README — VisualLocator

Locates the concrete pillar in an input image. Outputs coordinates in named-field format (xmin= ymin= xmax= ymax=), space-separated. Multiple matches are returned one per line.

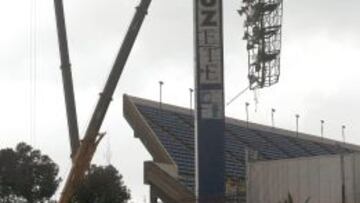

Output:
xmin=150 ymin=186 xmax=158 ymax=203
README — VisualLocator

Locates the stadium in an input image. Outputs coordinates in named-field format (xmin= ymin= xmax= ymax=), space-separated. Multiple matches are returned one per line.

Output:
xmin=2 ymin=0 xmax=359 ymax=202
xmin=123 ymin=94 xmax=360 ymax=202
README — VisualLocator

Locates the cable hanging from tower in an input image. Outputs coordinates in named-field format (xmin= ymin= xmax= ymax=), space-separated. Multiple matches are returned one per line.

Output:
xmin=226 ymin=85 xmax=250 ymax=106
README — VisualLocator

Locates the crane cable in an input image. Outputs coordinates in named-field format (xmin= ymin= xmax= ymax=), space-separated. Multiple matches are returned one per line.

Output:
xmin=105 ymin=134 xmax=112 ymax=165
xmin=226 ymin=85 xmax=260 ymax=113
xmin=226 ymin=85 xmax=250 ymax=106
xmin=29 ymin=0 xmax=38 ymax=147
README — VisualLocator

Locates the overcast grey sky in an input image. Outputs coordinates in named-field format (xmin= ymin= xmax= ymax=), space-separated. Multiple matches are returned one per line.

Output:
xmin=1 ymin=0 xmax=360 ymax=202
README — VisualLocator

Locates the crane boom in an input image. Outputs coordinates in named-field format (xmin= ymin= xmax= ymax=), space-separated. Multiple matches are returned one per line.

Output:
xmin=54 ymin=0 xmax=80 ymax=157
xmin=58 ymin=0 xmax=152 ymax=202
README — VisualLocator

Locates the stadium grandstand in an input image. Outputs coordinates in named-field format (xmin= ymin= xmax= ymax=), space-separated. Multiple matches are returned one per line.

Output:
xmin=123 ymin=94 xmax=360 ymax=203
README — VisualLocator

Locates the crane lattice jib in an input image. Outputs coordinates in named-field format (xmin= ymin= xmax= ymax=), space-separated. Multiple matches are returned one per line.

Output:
xmin=239 ymin=0 xmax=283 ymax=90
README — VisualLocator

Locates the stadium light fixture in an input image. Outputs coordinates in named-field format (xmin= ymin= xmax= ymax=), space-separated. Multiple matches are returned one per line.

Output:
xmin=238 ymin=0 xmax=283 ymax=90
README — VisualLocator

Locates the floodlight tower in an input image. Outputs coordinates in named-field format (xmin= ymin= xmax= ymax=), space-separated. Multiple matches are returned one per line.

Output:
xmin=194 ymin=0 xmax=283 ymax=201
xmin=238 ymin=0 xmax=283 ymax=89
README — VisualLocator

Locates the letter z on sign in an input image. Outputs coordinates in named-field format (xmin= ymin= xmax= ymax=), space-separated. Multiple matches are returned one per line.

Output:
xmin=197 ymin=0 xmax=222 ymax=85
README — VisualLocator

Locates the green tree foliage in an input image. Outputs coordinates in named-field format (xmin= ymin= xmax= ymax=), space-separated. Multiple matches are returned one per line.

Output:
xmin=279 ymin=193 xmax=310 ymax=203
xmin=0 ymin=142 xmax=61 ymax=203
xmin=281 ymin=194 xmax=293 ymax=203
xmin=72 ymin=165 xmax=130 ymax=203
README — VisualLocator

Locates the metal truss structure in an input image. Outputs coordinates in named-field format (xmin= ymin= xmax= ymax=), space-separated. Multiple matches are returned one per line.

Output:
xmin=238 ymin=0 xmax=283 ymax=90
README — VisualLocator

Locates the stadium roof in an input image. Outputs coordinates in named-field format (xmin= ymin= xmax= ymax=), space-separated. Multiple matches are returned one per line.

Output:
xmin=123 ymin=94 xmax=359 ymax=202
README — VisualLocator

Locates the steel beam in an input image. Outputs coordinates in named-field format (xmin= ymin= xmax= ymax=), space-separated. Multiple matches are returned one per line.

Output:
xmin=54 ymin=0 xmax=80 ymax=157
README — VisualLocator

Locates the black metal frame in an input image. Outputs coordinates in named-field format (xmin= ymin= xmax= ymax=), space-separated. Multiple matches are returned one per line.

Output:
xmin=239 ymin=0 xmax=283 ymax=89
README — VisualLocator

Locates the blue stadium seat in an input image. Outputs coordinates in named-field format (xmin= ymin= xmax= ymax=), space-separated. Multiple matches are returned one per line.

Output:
xmin=135 ymin=103 xmax=355 ymax=194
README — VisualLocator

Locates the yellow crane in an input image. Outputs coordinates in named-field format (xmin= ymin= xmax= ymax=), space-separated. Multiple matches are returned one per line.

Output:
xmin=53 ymin=0 xmax=152 ymax=202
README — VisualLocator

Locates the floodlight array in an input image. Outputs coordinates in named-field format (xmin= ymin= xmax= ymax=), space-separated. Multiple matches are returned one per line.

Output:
xmin=238 ymin=0 xmax=283 ymax=89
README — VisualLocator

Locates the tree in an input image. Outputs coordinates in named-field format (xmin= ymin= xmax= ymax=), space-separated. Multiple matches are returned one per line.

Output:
xmin=278 ymin=194 xmax=310 ymax=203
xmin=72 ymin=165 xmax=131 ymax=203
xmin=0 ymin=142 xmax=61 ymax=203
xmin=0 ymin=148 xmax=19 ymax=202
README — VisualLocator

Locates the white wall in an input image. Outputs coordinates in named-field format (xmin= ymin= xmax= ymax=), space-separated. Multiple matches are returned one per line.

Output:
xmin=247 ymin=153 xmax=360 ymax=203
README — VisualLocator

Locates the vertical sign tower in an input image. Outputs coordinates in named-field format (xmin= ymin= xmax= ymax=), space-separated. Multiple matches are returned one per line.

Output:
xmin=194 ymin=0 xmax=225 ymax=202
